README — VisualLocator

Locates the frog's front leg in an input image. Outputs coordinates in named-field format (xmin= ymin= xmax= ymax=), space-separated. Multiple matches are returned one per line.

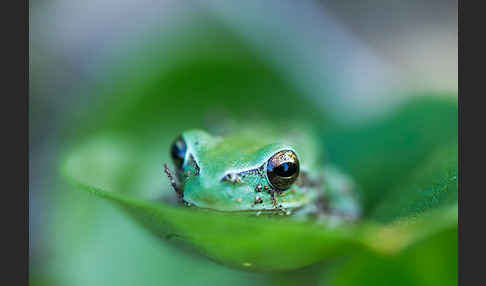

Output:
xmin=163 ymin=163 xmax=183 ymax=199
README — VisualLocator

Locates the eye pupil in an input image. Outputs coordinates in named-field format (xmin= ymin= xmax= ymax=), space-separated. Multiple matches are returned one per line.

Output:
xmin=275 ymin=162 xmax=298 ymax=177
xmin=170 ymin=136 xmax=187 ymax=168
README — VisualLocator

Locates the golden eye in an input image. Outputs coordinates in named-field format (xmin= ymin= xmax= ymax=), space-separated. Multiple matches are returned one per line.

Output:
xmin=170 ymin=136 xmax=187 ymax=169
xmin=266 ymin=150 xmax=299 ymax=190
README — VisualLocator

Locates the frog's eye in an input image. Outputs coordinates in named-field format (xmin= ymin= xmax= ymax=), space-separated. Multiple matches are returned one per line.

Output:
xmin=170 ymin=136 xmax=187 ymax=169
xmin=266 ymin=150 xmax=300 ymax=190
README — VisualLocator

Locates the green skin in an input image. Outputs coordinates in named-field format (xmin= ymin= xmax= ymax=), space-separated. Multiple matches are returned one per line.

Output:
xmin=166 ymin=128 xmax=360 ymax=221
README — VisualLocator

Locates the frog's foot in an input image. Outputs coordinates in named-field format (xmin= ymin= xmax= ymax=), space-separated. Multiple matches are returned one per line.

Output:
xmin=163 ymin=163 xmax=184 ymax=200
xmin=268 ymin=190 xmax=291 ymax=215
xmin=269 ymin=190 xmax=280 ymax=208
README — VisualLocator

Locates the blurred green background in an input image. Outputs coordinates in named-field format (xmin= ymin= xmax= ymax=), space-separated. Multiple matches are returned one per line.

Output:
xmin=30 ymin=1 xmax=457 ymax=285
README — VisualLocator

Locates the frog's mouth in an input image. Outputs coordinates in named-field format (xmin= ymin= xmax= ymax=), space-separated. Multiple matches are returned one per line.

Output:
xmin=182 ymin=203 xmax=303 ymax=216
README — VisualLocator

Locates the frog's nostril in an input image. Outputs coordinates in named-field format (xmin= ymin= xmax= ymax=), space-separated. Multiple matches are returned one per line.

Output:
xmin=221 ymin=173 xmax=243 ymax=184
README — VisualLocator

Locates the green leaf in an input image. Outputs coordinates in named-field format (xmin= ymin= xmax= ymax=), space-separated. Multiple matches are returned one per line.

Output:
xmin=324 ymin=95 xmax=457 ymax=213
xmin=63 ymin=176 xmax=456 ymax=272
xmin=65 ymin=183 xmax=362 ymax=271
xmin=62 ymin=136 xmax=457 ymax=271
xmin=60 ymin=89 xmax=457 ymax=272
xmin=370 ymin=144 xmax=458 ymax=223
xmin=321 ymin=226 xmax=457 ymax=286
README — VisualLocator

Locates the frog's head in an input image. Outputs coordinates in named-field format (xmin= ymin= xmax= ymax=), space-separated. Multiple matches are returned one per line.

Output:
xmin=165 ymin=129 xmax=319 ymax=212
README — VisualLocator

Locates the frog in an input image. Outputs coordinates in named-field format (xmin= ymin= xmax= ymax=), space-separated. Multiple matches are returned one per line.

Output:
xmin=163 ymin=126 xmax=361 ymax=223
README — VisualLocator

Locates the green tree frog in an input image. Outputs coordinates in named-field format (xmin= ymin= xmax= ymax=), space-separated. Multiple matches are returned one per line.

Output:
xmin=164 ymin=126 xmax=360 ymax=222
